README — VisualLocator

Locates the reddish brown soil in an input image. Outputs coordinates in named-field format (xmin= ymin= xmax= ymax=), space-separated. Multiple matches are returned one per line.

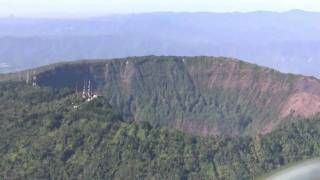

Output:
xmin=261 ymin=77 xmax=320 ymax=135
xmin=281 ymin=77 xmax=320 ymax=118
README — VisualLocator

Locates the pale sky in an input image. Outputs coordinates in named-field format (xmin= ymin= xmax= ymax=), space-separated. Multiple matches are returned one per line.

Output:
xmin=0 ymin=0 xmax=320 ymax=17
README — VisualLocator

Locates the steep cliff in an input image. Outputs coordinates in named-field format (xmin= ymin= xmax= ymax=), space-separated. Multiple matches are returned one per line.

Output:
xmin=17 ymin=56 xmax=320 ymax=136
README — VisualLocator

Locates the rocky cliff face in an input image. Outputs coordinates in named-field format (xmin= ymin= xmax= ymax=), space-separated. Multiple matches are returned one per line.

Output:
xmin=29 ymin=56 xmax=320 ymax=136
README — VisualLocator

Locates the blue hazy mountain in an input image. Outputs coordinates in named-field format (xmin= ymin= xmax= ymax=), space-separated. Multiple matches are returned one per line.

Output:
xmin=1 ymin=10 xmax=320 ymax=76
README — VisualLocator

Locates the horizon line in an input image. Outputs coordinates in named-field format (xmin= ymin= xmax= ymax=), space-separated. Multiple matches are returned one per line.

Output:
xmin=0 ymin=9 xmax=318 ymax=19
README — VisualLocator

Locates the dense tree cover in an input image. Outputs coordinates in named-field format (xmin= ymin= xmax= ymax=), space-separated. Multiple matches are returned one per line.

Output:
xmin=0 ymin=82 xmax=320 ymax=179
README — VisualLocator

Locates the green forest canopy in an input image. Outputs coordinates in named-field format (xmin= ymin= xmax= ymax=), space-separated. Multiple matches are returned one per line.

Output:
xmin=0 ymin=82 xmax=320 ymax=179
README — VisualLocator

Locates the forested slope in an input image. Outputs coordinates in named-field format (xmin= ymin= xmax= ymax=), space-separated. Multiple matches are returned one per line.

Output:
xmin=1 ymin=82 xmax=320 ymax=179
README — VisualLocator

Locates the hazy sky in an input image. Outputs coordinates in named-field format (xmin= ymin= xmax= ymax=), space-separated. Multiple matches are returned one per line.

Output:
xmin=1 ymin=0 xmax=320 ymax=17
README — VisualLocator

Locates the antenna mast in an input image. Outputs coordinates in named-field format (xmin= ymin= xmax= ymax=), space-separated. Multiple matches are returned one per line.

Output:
xmin=87 ymin=80 xmax=91 ymax=98
xmin=82 ymin=80 xmax=86 ymax=98
xmin=32 ymin=71 xmax=37 ymax=87
xmin=26 ymin=71 xmax=30 ymax=84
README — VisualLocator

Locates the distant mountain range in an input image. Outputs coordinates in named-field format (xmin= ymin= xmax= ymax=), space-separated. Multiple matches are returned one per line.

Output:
xmin=1 ymin=10 xmax=320 ymax=77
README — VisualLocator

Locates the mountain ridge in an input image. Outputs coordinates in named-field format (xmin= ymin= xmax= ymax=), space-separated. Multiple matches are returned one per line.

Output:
xmin=4 ymin=56 xmax=320 ymax=136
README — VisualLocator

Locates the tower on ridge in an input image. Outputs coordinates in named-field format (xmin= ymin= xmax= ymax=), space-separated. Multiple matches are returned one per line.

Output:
xmin=82 ymin=80 xmax=87 ymax=99
xmin=32 ymin=71 xmax=37 ymax=87
xmin=26 ymin=71 xmax=30 ymax=84
xmin=87 ymin=80 xmax=91 ymax=98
